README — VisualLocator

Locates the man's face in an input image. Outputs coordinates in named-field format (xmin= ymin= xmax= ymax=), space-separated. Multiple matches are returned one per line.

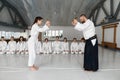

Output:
xmin=80 ymin=16 xmax=85 ymax=23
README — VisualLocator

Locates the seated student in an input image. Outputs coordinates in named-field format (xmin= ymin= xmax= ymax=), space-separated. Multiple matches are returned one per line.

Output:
xmin=0 ymin=36 xmax=7 ymax=54
xmin=70 ymin=38 xmax=79 ymax=54
xmin=52 ymin=36 xmax=62 ymax=54
xmin=61 ymin=37 xmax=69 ymax=54
xmin=16 ymin=36 xmax=25 ymax=54
xmin=7 ymin=36 xmax=17 ymax=54
xmin=78 ymin=38 xmax=85 ymax=54
xmin=42 ymin=38 xmax=52 ymax=54
xmin=36 ymin=39 xmax=42 ymax=54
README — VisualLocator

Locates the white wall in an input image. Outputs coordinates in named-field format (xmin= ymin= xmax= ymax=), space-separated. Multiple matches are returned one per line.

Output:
xmin=116 ymin=22 xmax=120 ymax=48
xmin=0 ymin=25 xmax=24 ymax=32
xmin=95 ymin=26 xmax=102 ymax=44
xmin=95 ymin=22 xmax=120 ymax=48
xmin=104 ymin=28 xmax=114 ymax=42
xmin=41 ymin=26 xmax=83 ymax=40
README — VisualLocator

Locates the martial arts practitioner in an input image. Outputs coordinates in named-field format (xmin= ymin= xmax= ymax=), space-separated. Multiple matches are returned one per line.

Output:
xmin=52 ymin=36 xmax=62 ymax=54
xmin=78 ymin=38 xmax=85 ymax=54
xmin=70 ymin=38 xmax=79 ymax=54
xmin=61 ymin=37 xmax=69 ymax=54
xmin=7 ymin=36 xmax=17 ymax=54
xmin=0 ymin=36 xmax=7 ymax=54
xmin=28 ymin=16 xmax=50 ymax=71
xmin=36 ymin=39 xmax=42 ymax=54
xmin=42 ymin=38 xmax=52 ymax=54
xmin=72 ymin=14 xmax=98 ymax=71
xmin=16 ymin=36 xmax=25 ymax=54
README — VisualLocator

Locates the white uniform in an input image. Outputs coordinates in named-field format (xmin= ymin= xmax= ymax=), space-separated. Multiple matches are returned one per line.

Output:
xmin=7 ymin=41 xmax=17 ymax=54
xmin=52 ymin=41 xmax=61 ymax=54
xmin=61 ymin=42 xmax=69 ymax=54
xmin=36 ymin=41 xmax=42 ymax=54
xmin=0 ymin=41 xmax=7 ymax=54
xmin=17 ymin=41 xmax=25 ymax=54
xmin=28 ymin=23 xmax=49 ymax=66
xmin=70 ymin=42 xmax=79 ymax=54
xmin=42 ymin=42 xmax=52 ymax=54
xmin=74 ymin=19 xmax=95 ymax=40
xmin=78 ymin=42 xmax=85 ymax=54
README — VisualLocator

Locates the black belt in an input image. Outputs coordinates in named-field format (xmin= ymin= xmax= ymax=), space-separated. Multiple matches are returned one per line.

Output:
xmin=86 ymin=35 xmax=97 ymax=41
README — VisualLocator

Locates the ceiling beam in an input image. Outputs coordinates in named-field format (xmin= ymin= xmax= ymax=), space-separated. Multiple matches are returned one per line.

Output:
xmin=0 ymin=0 xmax=27 ymax=28
xmin=94 ymin=7 xmax=100 ymax=25
xmin=110 ymin=0 xmax=114 ymax=16
xmin=7 ymin=7 xmax=15 ymax=24
xmin=101 ymin=5 xmax=109 ymax=16
xmin=88 ymin=0 xmax=106 ymax=18
xmin=114 ymin=2 xmax=120 ymax=19
xmin=0 ymin=4 xmax=4 ymax=12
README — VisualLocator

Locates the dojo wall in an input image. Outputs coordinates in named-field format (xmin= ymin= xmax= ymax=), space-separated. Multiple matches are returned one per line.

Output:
xmin=116 ymin=22 xmax=120 ymax=48
xmin=95 ymin=26 xmax=102 ymax=44
xmin=42 ymin=26 xmax=83 ymax=40
xmin=0 ymin=25 xmax=24 ymax=32
xmin=95 ymin=22 xmax=120 ymax=48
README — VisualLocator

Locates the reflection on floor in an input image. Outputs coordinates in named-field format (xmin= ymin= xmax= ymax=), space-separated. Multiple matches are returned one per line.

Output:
xmin=0 ymin=46 xmax=120 ymax=80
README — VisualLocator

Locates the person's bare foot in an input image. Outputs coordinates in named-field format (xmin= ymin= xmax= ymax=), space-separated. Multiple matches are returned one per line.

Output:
xmin=33 ymin=66 xmax=39 ymax=70
xmin=30 ymin=65 xmax=39 ymax=71
xmin=29 ymin=67 xmax=37 ymax=71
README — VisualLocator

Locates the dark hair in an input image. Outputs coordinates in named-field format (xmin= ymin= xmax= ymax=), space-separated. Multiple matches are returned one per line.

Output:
xmin=1 ymin=36 xmax=4 ymax=38
xmin=81 ymin=37 xmax=85 ymax=41
xmin=63 ymin=37 xmax=67 ymax=42
xmin=44 ymin=38 xmax=48 ymax=41
xmin=19 ymin=36 xmax=24 ymax=41
xmin=56 ymin=36 xmax=59 ymax=39
xmin=33 ymin=16 xmax=43 ymax=24
xmin=11 ymin=36 xmax=14 ymax=39
xmin=73 ymin=38 xmax=77 ymax=40
xmin=80 ymin=14 xmax=87 ymax=18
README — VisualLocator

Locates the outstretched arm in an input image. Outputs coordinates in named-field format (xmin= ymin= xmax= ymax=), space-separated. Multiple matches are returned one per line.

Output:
xmin=37 ymin=20 xmax=51 ymax=32
xmin=72 ymin=18 xmax=90 ymax=31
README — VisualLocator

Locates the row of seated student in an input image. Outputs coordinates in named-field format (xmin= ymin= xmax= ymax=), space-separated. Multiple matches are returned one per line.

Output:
xmin=0 ymin=36 xmax=85 ymax=55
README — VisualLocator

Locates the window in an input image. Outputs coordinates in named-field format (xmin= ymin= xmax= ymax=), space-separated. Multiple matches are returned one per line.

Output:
xmin=0 ymin=31 xmax=28 ymax=39
xmin=44 ymin=30 xmax=63 ymax=38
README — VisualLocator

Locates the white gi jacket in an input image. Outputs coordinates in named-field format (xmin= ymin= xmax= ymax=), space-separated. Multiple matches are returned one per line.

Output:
xmin=70 ymin=42 xmax=79 ymax=52
xmin=52 ymin=41 xmax=62 ymax=53
xmin=28 ymin=23 xmax=49 ymax=66
xmin=0 ymin=41 xmax=7 ymax=54
xmin=7 ymin=41 xmax=17 ymax=53
xmin=17 ymin=41 xmax=25 ymax=51
xmin=42 ymin=42 xmax=52 ymax=53
xmin=61 ymin=42 xmax=69 ymax=52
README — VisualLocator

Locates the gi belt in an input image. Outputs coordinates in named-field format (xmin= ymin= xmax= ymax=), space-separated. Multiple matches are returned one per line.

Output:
xmin=86 ymin=35 xmax=97 ymax=41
